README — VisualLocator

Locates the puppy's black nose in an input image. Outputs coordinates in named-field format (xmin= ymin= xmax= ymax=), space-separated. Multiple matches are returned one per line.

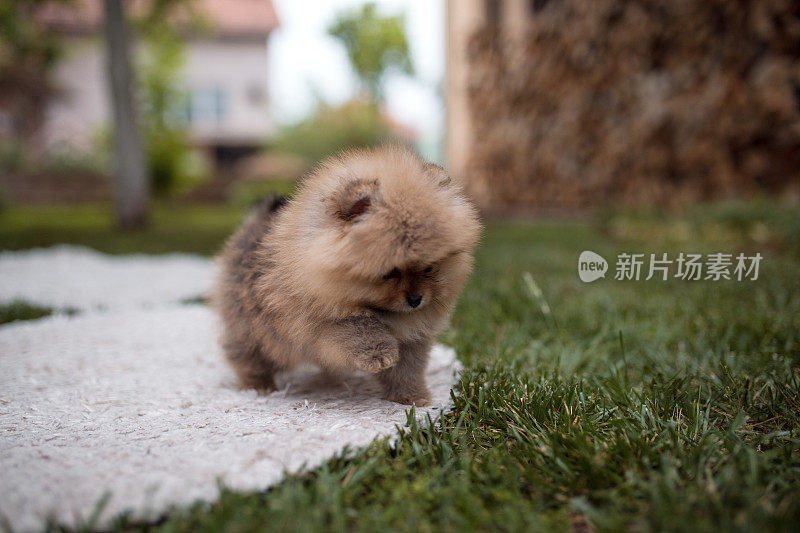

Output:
xmin=406 ymin=294 xmax=422 ymax=308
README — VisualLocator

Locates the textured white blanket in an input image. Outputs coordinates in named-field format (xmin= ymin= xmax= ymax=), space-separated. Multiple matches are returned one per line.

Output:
xmin=0 ymin=245 xmax=213 ymax=311
xmin=0 ymin=248 xmax=461 ymax=531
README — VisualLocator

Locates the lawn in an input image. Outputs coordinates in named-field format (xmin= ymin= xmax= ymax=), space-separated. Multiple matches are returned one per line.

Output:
xmin=1 ymin=201 xmax=799 ymax=531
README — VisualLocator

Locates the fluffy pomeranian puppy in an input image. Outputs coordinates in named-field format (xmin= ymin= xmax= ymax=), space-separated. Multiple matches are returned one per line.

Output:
xmin=213 ymin=145 xmax=481 ymax=405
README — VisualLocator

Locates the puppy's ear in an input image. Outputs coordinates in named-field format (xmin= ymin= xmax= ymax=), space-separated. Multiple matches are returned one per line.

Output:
xmin=331 ymin=179 xmax=377 ymax=222
xmin=425 ymin=163 xmax=452 ymax=188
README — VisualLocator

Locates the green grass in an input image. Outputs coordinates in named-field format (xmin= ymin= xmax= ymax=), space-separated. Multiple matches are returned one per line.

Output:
xmin=2 ymin=201 xmax=799 ymax=531
xmin=0 ymin=203 xmax=244 ymax=255
xmin=0 ymin=300 xmax=55 ymax=324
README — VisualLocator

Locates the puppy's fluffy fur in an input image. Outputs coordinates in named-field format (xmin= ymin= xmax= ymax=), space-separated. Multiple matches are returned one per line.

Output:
xmin=213 ymin=145 xmax=481 ymax=405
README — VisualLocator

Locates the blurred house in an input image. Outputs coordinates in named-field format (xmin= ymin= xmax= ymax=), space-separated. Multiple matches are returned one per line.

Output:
xmin=445 ymin=0 xmax=800 ymax=209
xmin=36 ymin=0 xmax=279 ymax=168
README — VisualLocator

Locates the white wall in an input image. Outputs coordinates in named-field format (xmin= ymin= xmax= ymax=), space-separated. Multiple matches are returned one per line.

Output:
xmin=43 ymin=35 xmax=273 ymax=152
xmin=182 ymin=39 xmax=274 ymax=144
xmin=45 ymin=37 xmax=110 ymax=152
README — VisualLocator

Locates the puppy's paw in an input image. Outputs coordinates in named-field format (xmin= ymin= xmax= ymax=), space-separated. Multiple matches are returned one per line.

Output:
xmin=354 ymin=342 xmax=399 ymax=373
xmin=239 ymin=382 xmax=276 ymax=396
xmin=238 ymin=376 xmax=277 ymax=396
xmin=385 ymin=390 xmax=432 ymax=407
xmin=254 ymin=385 xmax=277 ymax=396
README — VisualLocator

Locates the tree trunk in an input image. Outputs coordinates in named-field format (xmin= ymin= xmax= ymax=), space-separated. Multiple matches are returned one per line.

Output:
xmin=103 ymin=0 xmax=148 ymax=229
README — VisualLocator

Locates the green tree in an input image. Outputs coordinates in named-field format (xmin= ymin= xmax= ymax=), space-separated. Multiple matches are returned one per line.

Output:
xmin=0 ymin=0 xmax=70 ymax=150
xmin=327 ymin=3 xmax=414 ymax=104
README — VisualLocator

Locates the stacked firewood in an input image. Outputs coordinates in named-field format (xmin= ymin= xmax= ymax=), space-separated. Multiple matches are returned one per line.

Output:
xmin=465 ymin=0 xmax=800 ymax=208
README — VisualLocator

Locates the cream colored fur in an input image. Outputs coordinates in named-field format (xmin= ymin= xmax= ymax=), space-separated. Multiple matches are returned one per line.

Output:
xmin=214 ymin=145 xmax=481 ymax=405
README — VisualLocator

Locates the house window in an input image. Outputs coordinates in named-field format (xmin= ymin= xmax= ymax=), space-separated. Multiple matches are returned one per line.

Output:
xmin=186 ymin=87 xmax=227 ymax=125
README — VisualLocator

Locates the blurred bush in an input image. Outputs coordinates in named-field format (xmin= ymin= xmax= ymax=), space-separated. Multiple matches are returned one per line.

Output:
xmin=0 ymin=141 xmax=27 ymax=173
xmin=233 ymin=151 xmax=308 ymax=182
xmin=0 ymin=138 xmax=110 ymax=176
xmin=271 ymin=99 xmax=399 ymax=164
xmin=228 ymin=178 xmax=297 ymax=208
xmin=0 ymin=0 xmax=66 ymax=148
xmin=40 ymin=146 xmax=111 ymax=175
xmin=139 ymin=27 xmax=210 ymax=196
xmin=144 ymin=127 xmax=208 ymax=196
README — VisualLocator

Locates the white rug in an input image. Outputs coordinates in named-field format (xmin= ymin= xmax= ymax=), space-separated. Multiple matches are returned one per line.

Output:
xmin=0 ymin=307 xmax=460 ymax=531
xmin=0 ymin=247 xmax=462 ymax=531
xmin=0 ymin=245 xmax=214 ymax=311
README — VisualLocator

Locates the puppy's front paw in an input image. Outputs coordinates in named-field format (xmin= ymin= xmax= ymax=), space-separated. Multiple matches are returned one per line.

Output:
xmin=254 ymin=384 xmax=277 ymax=396
xmin=239 ymin=381 xmax=276 ymax=396
xmin=237 ymin=374 xmax=277 ymax=395
xmin=385 ymin=390 xmax=431 ymax=407
xmin=354 ymin=342 xmax=399 ymax=373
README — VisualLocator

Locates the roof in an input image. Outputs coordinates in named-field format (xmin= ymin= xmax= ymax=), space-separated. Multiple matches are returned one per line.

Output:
xmin=37 ymin=0 xmax=280 ymax=38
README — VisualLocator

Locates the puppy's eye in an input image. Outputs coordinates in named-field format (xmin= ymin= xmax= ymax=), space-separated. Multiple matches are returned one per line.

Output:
xmin=423 ymin=265 xmax=434 ymax=274
xmin=382 ymin=268 xmax=401 ymax=280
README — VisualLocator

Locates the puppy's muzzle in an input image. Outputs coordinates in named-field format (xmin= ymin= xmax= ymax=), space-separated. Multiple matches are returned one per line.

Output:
xmin=406 ymin=294 xmax=422 ymax=308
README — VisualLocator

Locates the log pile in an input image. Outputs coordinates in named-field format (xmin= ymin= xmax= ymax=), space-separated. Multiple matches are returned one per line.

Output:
xmin=465 ymin=0 xmax=800 ymax=208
